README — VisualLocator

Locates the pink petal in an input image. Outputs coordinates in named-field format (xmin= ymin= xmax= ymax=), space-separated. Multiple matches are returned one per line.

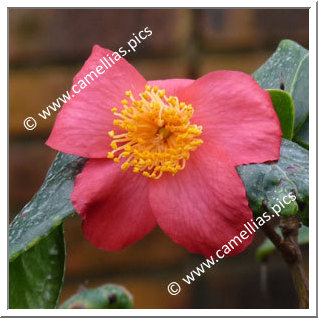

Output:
xmin=149 ymin=141 xmax=254 ymax=258
xmin=179 ymin=71 xmax=282 ymax=166
xmin=71 ymin=159 xmax=156 ymax=251
xmin=46 ymin=45 xmax=147 ymax=158
xmin=148 ymin=79 xmax=194 ymax=96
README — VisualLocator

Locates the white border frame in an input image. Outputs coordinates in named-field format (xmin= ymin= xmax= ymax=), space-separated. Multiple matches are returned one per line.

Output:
xmin=4 ymin=1 xmax=316 ymax=316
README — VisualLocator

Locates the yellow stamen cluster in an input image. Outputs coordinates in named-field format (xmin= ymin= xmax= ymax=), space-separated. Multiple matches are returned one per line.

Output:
xmin=107 ymin=84 xmax=203 ymax=179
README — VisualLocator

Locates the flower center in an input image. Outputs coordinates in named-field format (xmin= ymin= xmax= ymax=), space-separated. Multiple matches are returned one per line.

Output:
xmin=107 ymin=84 xmax=203 ymax=179
xmin=158 ymin=126 xmax=171 ymax=139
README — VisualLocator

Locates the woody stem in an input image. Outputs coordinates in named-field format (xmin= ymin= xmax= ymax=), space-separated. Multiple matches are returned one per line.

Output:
xmin=262 ymin=216 xmax=309 ymax=308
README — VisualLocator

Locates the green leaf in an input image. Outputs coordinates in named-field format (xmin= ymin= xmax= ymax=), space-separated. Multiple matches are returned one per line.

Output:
xmin=290 ymin=54 xmax=309 ymax=132
xmin=237 ymin=139 xmax=308 ymax=219
xmin=9 ymin=152 xmax=87 ymax=261
xmin=9 ymin=225 xmax=66 ymax=309
xmin=293 ymin=116 xmax=309 ymax=149
xmin=277 ymin=138 xmax=309 ymax=204
xmin=299 ymin=204 xmax=309 ymax=227
xmin=59 ymin=284 xmax=134 ymax=309
xmin=267 ymin=89 xmax=294 ymax=139
xmin=256 ymin=225 xmax=309 ymax=262
xmin=253 ymin=39 xmax=308 ymax=135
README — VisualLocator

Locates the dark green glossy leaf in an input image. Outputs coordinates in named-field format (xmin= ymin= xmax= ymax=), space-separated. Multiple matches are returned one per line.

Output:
xmin=59 ymin=284 xmax=134 ymax=309
xmin=9 ymin=225 xmax=66 ymax=309
xmin=237 ymin=162 xmax=298 ymax=217
xmin=290 ymin=55 xmax=309 ymax=132
xmin=9 ymin=152 xmax=87 ymax=261
xmin=256 ymin=225 xmax=308 ymax=262
xmin=267 ymin=89 xmax=294 ymax=139
xmin=253 ymin=39 xmax=308 ymax=135
xmin=253 ymin=39 xmax=308 ymax=92
xmin=299 ymin=204 xmax=309 ymax=227
xmin=277 ymin=138 xmax=309 ymax=204
xmin=237 ymin=139 xmax=308 ymax=220
xmin=294 ymin=116 xmax=309 ymax=149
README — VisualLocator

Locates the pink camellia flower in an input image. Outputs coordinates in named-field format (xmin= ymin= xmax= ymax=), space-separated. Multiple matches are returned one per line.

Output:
xmin=47 ymin=45 xmax=282 ymax=258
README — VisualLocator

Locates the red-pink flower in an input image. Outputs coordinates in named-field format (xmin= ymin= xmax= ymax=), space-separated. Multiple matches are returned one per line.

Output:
xmin=47 ymin=45 xmax=282 ymax=258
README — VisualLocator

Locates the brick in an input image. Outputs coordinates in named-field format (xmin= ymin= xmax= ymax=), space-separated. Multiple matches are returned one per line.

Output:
xmin=137 ymin=9 xmax=192 ymax=57
xmin=197 ymin=51 xmax=273 ymax=76
xmin=9 ymin=9 xmax=192 ymax=64
xmin=255 ymin=9 xmax=309 ymax=47
xmin=9 ymin=140 xmax=56 ymax=219
xmin=9 ymin=65 xmax=78 ymax=136
xmin=199 ymin=9 xmax=308 ymax=52
xmin=199 ymin=9 xmax=262 ymax=52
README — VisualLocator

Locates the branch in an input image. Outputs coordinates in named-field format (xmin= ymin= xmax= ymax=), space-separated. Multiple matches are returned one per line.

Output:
xmin=280 ymin=216 xmax=309 ymax=309
xmin=261 ymin=217 xmax=309 ymax=308
xmin=261 ymin=221 xmax=295 ymax=261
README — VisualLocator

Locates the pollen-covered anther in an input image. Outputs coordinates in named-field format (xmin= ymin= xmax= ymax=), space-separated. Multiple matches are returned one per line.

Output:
xmin=107 ymin=84 xmax=203 ymax=179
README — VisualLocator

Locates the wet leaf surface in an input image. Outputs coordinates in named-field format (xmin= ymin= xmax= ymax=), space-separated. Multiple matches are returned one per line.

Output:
xmin=237 ymin=139 xmax=308 ymax=221
xmin=9 ymin=225 xmax=65 ymax=308
xmin=9 ymin=153 xmax=87 ymax=261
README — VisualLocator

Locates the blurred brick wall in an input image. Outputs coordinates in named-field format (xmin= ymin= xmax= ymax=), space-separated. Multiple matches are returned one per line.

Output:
xmin=9 ymin=9 xmax=309 ymax=309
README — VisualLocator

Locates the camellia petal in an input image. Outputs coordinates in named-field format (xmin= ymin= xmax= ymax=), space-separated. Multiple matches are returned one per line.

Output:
xmin=179 ymin=71 xmax=282 ymax=166
xmin=46 ymin=45 xmax=147 ymax=158
xmin=71 ymin=159 xmax=156 ymax=251
xmin=148 ymin=140 xmax=254 ymax=258
xmin=45 ymin=45 xmax=283 ymax=257
xmin=148 ymin=79 xmax=194 ymax=96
